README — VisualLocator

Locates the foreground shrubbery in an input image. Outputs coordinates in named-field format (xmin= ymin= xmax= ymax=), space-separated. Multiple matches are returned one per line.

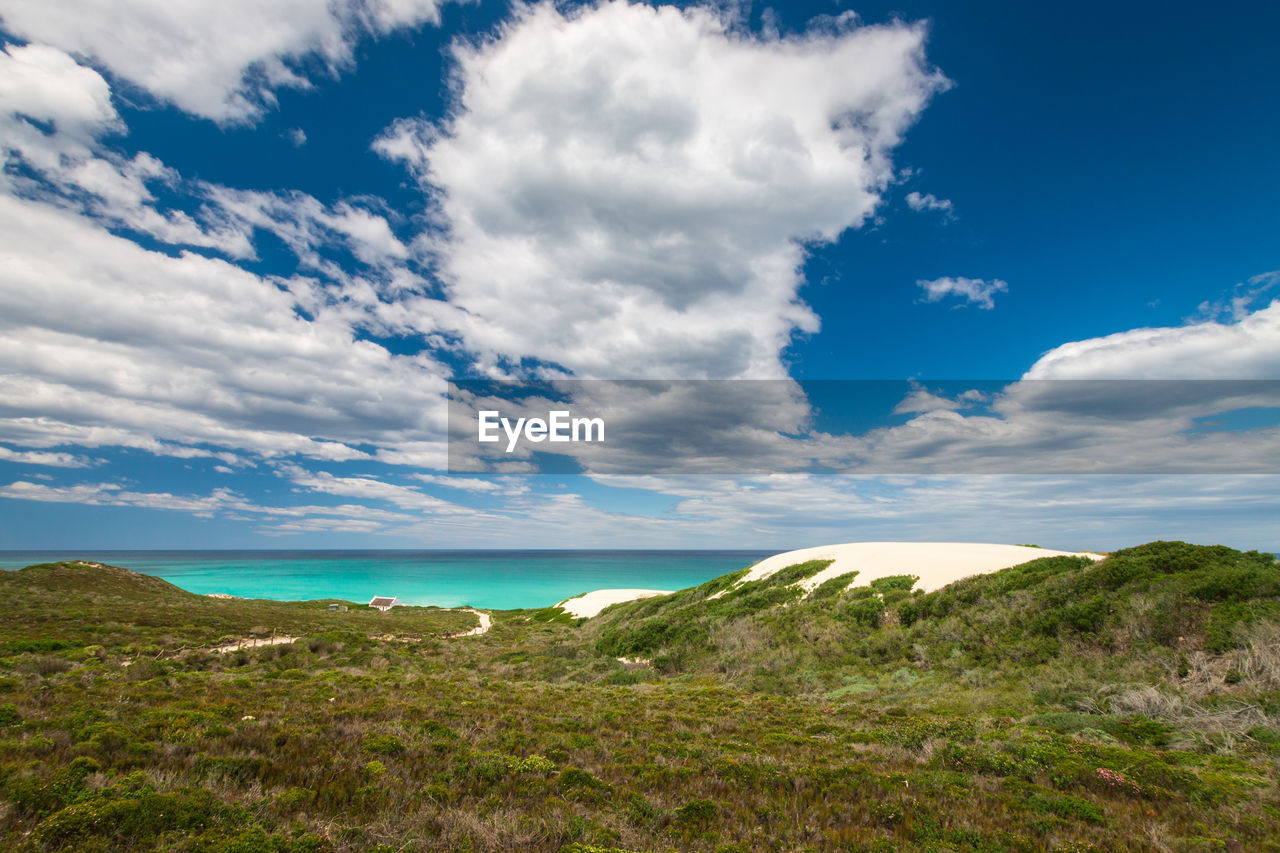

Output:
xmin=1 ymin=544 xmax=1278 ymax=851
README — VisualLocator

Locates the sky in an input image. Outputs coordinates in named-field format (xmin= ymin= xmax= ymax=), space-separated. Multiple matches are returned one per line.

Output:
xmin=0 ymin=0 xmax=1277 ymax=552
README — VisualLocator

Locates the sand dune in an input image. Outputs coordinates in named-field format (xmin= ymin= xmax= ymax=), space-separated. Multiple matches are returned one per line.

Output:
xmin=559 ymin=542 xmax=1102 ymax=619
xmin=557 ymin=588 xmax=673 ymax=619
xmin=734 ymin=541 xmax=1102 ymax=597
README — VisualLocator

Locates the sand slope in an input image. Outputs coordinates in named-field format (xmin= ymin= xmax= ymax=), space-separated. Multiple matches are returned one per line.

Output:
xmin=738 ymin=542 xmax=1102 ymax=597
xmin=556 ymin=543 xmax=1101 ymax=619
xmin=558 ymin=588 xmax=673 ymax=619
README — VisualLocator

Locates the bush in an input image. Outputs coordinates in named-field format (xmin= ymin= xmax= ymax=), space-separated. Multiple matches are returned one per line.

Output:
xmin=870 ymin=575 xmax=918 ymax=593
xmin=674 ymin=798 xmax=717 ymax=827
xmin=844 ymin=597 xmax=885 ymax=628
xmin=364 ymin=733 xmax=406 ymax=756
xmin=559 ymin=767 xmax=608 ymax=790
xmin=35 ymin=788 xmax=245 ymax=848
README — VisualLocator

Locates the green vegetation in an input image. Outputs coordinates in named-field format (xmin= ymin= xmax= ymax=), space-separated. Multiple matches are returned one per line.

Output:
xmin=2 ymin=543 xmax=1279 ymax=851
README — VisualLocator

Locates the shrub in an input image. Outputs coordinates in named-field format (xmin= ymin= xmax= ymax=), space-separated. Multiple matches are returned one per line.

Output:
xmin=673 ymin=798 xmax=717 ymax=827
xmin=364 ymin=733 xmax=406 ymax=756
xmin=844 ymin=597 xmax=885 ymax=628
xmin=811 ymin=573 xmax=856 ymax=599
xmin=559 ymin=767 xmax=608 ymax=790
xmin=870 ymin=575 xmax=918 ymax=593
xmin=34 ymin=788 xmax=245 ymax=848
xmin=422 ymin=720 xmax=458 ymax=739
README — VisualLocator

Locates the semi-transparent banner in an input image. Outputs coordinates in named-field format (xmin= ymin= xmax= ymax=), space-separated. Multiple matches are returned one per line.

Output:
xmin=446 ymin=379 xmax=1280 ymax=475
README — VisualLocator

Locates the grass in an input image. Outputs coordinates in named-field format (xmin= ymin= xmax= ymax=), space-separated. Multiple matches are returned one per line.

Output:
xmin=1 ymin=543 xmax=1278 ymax=850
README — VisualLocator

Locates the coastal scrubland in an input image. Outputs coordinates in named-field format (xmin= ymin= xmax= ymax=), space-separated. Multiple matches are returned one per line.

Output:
xmin=1 ymin=542 xmax=1279 ymax=851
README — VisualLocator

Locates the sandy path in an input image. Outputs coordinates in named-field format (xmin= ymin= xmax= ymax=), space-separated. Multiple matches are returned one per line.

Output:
xmin=447 ymin=608 xmax=492 ymax=637
xmin=210 ymin=635 xmax=299 ymax=654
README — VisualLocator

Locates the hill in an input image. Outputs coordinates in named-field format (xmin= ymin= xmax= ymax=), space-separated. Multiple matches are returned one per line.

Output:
xmin=0 ymin=544 xmax=1278 ymax=852
xmin=0 ymin=560 xmax=478 ymax=660
xmin=585 ymin=540 xmax=1280 ymax=695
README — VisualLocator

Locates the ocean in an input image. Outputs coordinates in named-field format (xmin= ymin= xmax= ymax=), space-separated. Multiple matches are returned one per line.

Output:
xmin=0 ymin=550 xmax=773 ymax=610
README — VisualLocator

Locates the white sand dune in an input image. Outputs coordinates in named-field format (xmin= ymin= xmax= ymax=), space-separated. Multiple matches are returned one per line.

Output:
xmin=732 ymin=541 xmax=1102 ymax=598
xmin=558 ymin=588 xmax=673 ymax=619
xmin=554 ymin=543 xmax=1102 ymax=619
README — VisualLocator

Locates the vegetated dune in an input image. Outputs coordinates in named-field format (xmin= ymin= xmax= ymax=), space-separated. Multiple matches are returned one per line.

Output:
xmin=728 ymin=541 xmax=1103 ymax=596
xmin=559 ymin=542 xmax=1101 ymax=618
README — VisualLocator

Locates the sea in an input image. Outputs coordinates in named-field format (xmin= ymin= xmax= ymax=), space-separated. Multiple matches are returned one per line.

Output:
xmin=0 ymin=550 xmax=773 ymax=610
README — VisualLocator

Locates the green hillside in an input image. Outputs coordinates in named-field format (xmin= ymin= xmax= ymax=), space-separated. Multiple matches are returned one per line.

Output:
xmin=586 ymin=541 xmax=1280 ymax=696
xmin=1 ymin=543 xmax=1278 ymax=852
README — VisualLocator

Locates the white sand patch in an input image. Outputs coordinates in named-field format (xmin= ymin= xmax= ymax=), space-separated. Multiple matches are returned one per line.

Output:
xmin=558 ymin=589 xmax=673 ymax=619
xmin=729 ymin=542 xmax=1102 ymax=598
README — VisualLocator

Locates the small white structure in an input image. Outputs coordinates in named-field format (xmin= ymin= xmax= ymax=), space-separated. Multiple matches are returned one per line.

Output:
xmin=368 ymin=596 xmax=401 ymax=612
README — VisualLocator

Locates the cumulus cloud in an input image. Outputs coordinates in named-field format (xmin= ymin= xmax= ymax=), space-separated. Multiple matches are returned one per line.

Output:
xmin=1027 ymin=296 xmax=1280 ymax=379
xmin=0 ymin=43 xmax=253 ymax=255
xmin=1 ymin=44 xmax=417 ymax=271
xmin=0 ymin=41 xmax=459 ymax=468
xmin=0 ymin=0 xmax=452 ymax=123
xmin=0 ymin=193 xmax=449 ymax=463
xmin=378 ymin=0 xmax=947 ymax=378
xmin=917 ymin=276 xmax=1007 ymax=310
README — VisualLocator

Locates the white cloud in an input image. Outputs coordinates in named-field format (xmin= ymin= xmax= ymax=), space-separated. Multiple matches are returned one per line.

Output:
xmin=0 ymin=41 xmax=117 ymax=143
xmin=891 ymin=382 xmax=978 ymax=415
xmin=279 ymin=464 xmax=477 ymax=514
xmin=4 ymin=466 xmax=1277 ymax=550
xmin=586 ymin=473 xmax=1280 ymax=551
xmin=0 ymin=44 xmax=455 ymax=465
xmin=378 ymin=0 xmax=947 ymax=378
xmin=0 ymin=193 xmax=449 ymax=462
xmin=410 ymin=473 xmax=511 ymax=493
xmin=917 ymin=276 xmax=1007 ymax=310
xmin=0 ymin=446 xmax=94 ymax=467
xmin=905 ymin=190 xmax=953 ymax=215
xmin=0 ymin=43 xmax=255 ymax=255
xmin=2 ymin=44 xmax=420 ymax=270
xmin=0 ymin=0 xmax=451 ymax=123
xmin=1192 ymin=271 xmax=1279 ymax=323
xmin=1027 ymin=297 xmax=1280 ymax=379
xmin=0 ymin=478 xmax=436 ymax=527
xmin=204 ymin=187 xmax=410 ymax=272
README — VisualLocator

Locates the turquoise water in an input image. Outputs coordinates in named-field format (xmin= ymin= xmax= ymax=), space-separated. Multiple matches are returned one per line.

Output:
xmin=0 ymin=550 xmax=772 ymax=610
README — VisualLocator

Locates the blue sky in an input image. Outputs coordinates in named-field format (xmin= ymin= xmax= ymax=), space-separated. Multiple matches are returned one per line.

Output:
xmin=1 ymin=0 xmax=1278 ymax=552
